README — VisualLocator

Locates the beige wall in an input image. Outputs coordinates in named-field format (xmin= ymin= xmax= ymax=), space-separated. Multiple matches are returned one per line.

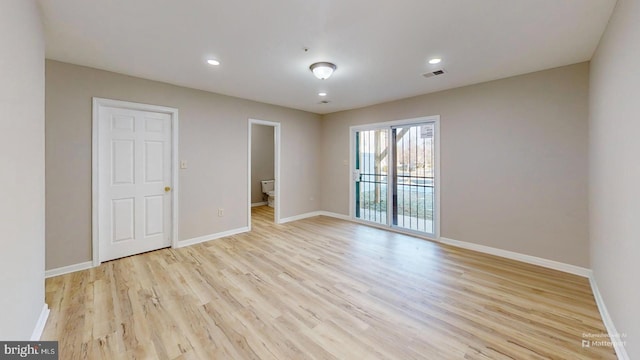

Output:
xmin=0 ymin=0 xmax=46 ymax=339
xmin=590 ymin=0 xmax=640 ymax=357
xmin=251 ymin=124 xmax=275 ymax=204
xmin=46 ymin=61 xmax=592 ymax=274
xmin=321 ymin=63 xmax=589 ymax=267
xmin=45 ymin=60 xmax=321 ymax=270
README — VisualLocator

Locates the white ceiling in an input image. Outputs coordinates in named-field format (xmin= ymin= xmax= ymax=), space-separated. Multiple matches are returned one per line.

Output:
xmin=38 ymin=0 xmax=616 ymax=114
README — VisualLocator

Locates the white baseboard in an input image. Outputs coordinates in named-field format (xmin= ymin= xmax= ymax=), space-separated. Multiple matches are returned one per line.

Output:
xmin=439 ymin=237 xmax=592 ymax=277
xmin=280 ymin=211 xmax=324 ymax=224
xmin=589 ymin=275 xmax=630 ymax=360
xmin=279 ymin=210 xmax=351 ymax=224
xmin=437 ymin=236 xmax=628 ymax=357
xmin=177 ymin=227 xmax=250 ymax=248
xmin=251 ymin=202 xmax=267 ymax=207
xmin=46 ymin=228 xmax=253 ymax=275
xmin=278 ymin=213 xmax=591 ymax=279
xmin=316 ymin=211 xmax=351 ymax=221
xmin=45 ymin=261 xmax=94 ymax=278
xmin=30 ymin=304 xmax=49 ymax=341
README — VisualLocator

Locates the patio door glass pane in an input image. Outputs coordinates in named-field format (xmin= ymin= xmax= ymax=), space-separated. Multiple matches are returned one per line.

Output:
xmin=392 ymin=123 xmax=435 ymax=235
xmin=355 ymin=129 xmax=388 ymax=225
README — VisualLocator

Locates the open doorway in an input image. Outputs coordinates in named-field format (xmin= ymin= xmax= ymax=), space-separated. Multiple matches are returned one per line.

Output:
xmin=248 ymin=119 xmax=281 ymax=228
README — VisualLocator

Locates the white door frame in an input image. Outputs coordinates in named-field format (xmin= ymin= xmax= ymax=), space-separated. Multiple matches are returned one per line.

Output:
xmin=92 ymin=97 xmax=179 ymax=266
xmin=247 ymin=118 xmax=281 ymax=227
xmin=349 ymin=115 xmax=441 ymax=240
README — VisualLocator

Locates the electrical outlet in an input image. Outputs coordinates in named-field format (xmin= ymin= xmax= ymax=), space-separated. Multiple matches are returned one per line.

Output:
xmin=218 ymin=208 xmax=224 ymax=217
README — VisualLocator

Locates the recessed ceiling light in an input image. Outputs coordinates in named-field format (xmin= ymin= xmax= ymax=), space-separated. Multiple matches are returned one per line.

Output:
xmin=318 ymin=92 xmax=327 ymax=97
xmin=207 ymin=59 xmax=220 ymax=66
xmin=428 ymin=58 xmax=442 ymax=65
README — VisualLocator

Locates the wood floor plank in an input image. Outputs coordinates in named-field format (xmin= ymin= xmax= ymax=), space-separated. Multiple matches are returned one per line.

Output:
xmin=43 ymin=206 xmax=617 ymax=359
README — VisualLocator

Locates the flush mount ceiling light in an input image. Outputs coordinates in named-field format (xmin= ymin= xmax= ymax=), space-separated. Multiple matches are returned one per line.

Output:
xmin=310 ymin=62 xmax=337 ymax=80
xmin=318 ymin=92 xmax=327 ymax=97
xmin=428 ymin=58 xmax=442 ymax=65
xmin=207 ymin=59 xmax=220 ymax=66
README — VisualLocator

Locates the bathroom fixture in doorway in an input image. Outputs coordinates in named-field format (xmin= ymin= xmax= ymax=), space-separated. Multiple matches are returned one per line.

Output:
xmin=261 ymin=180 xmax=276 ymax=208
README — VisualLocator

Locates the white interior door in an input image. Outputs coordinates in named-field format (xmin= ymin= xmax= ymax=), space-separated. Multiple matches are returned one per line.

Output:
xmin=98 ymin=106 xmax=173 ymax=262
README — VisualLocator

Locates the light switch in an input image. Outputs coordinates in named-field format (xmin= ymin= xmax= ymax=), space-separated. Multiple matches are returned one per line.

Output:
xmin=180 ymin=160 xmax=188 ymax=169
xmin=343 ymin=159 xmax=348 ymax=166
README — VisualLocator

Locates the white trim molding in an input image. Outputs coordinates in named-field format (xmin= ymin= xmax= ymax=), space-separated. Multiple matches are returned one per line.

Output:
xmin=30 ymin=304 xmax=50 ymax=341
xmin=282 ymin=211 xmax=440 ymax=242
xmin=279 ymin=211 xmax=350 ymax=224
xmin=277 ymin=211 xmax=593 ymax=279
xmin=177 ymin=227 xmax=250 ymax=248
xmin=439 ymin=237 xmax=592 ymax=277
xmin=423 ymin=236 xmax=628 ymax=358
xmin=92 ymin=98 xmax=179 ymax=267
xmin=589 ymin=275 xmax=630 ymax=360
xmin=281 ymin=210 xmax=354 ymax=223
xmin=317 ymin=211 xmax=351 ymax=221
xmin=45 ymin=261 xmax=94 ymax=278
xmin=280 ymin=211 xmax=323 ymax=224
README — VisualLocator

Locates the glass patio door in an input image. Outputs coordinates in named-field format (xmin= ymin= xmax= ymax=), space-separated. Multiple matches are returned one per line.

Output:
xmin=354 ymin=129 xmax=389 ymax=225
xmin=391 ymin=123 xmax=435 ymax=236
xmin=353 ymin=118 xmax=438 ymax=237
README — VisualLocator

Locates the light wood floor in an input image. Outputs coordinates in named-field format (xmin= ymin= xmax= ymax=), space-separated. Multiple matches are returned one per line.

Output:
xmin=44 ymin=206 xmax=616 ymax=359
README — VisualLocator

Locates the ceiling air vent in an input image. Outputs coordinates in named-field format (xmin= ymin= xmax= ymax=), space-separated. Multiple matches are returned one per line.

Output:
xmin=422 ymin=69 xmax=446 ymax=78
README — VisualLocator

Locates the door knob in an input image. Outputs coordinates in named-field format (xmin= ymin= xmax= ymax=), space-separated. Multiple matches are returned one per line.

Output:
xmin=164 ymin=186 xmax=171 ymax=192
